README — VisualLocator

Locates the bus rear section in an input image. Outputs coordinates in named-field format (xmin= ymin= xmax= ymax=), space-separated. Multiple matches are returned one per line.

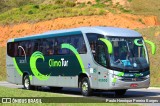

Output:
xmin=6 ymin=41 xmax=23 ymax=84
xmin=6 ymin=31 xmax=90 ymax=92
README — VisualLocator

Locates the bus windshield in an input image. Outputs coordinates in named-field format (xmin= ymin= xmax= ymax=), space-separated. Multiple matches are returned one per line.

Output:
xmin=107 ymin=37 xmax=149 ymax=72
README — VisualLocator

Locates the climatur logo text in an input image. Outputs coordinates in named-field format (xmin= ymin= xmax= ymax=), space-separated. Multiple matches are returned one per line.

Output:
xmin=49 ymin=58 xmax=69 ymax=67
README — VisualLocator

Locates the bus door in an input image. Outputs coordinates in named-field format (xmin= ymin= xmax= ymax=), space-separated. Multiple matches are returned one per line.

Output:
xmin=96 ymin=42 xmax=109 ymax=89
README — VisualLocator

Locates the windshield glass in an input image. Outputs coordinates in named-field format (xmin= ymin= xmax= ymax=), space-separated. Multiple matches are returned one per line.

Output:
xmin=107 ymin=37 xmax=149 ymax=71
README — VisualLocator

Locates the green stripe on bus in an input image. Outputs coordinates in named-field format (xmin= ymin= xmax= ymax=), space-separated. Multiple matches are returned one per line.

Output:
xmin=99 ymin=38 xmax=113 ymax=54
xmin=30 ymin=51 xmax=51 ymax=80
xmin=29 ymin=75 xmax=33 ymax=81
xmin=117 ymin=72 xmax=124 ymax=77
xmin=13 ymin=58 xmax=23 ymax=76
xmin=61 ymin=43 xmax=86 ymax=73
xmin=112 ymin=78 xmax=117 ymax=83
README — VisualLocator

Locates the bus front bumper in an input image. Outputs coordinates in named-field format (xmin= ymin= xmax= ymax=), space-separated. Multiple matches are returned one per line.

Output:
xmin=108 ymin=77 xmax=150 ymax=90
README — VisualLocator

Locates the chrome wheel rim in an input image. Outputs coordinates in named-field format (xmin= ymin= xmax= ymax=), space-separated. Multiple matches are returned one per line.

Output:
xmin=24 ymin=78 xmax=29 ymax=89
xmin=82 ymin=82 xmax=88 ymax=93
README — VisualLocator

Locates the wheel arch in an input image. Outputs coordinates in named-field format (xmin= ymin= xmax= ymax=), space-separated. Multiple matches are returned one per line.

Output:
xmin=78 ymin=73 xmax=91 ymax=88
xmin=22 ymin=71 xmax=31 ymax=85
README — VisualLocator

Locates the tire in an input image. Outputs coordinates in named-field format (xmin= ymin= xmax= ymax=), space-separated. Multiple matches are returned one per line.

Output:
xmin=23 ymin=75 xmax=34 ymax=90
xmin=115 ymin=89 xmax=127 ymax=96
xmin=50 ymin=87 xmax=63 ymax=92
xmin=81 ymin=77 xmax=93 ymax=96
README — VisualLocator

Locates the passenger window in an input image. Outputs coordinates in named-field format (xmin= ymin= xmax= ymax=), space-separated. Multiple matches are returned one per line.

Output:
xmin=18 ymin=42 xmax=26 ymax=57
xmin=39 ymin=39 xmax=48 ymax=55
xmin=55 ymin=37 xmax=70 ymax=55
xmin=32 ymin=40 xmax=39 ymax=53
xmin=26 ymin=40 xmax=39 ymax=55
xmin=13 ymin=43 xmax=19 ymax=57
xmin=86 ymin=33 xmax=104 ymax=59
xmin=38 ymin=38 xmax=55 ymax=55
xmin=46 ymin=39 xmax=55 ymax=55
xmin=7 ymin=34 xmax=87 ymax=57
xmin=7 ymin=42 xmax=15 ymax=57
xmin=97 ymin=44 xmax=107 ymax=67
xmin=86 ymin=33 xmax=108 ymax=67
xmin=70 ymin=35 xmax=87 ymax=54
xmin=25 ymin=41 xmax=32 ymax=56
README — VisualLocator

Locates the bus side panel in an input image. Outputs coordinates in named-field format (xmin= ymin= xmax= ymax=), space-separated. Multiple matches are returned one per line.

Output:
xmin=81 ymin=33 xmax=98 ymax=89
xmin=14 ymin=54 xmax=82 ymax=87
xmin=97 ymin=66 xmax=110 ymax=89
xmin=6 ymin=55 xmax=22 ymax=84
xmin=31 ymin=76 xmax=78 ymax=88
xmin=81 ymin=33 xmax=99 ymax=89
xmin=57 ymin=76 xmax=78 ymax=87
xmin=80 ymin=55 xmax=98 ymax=89
xmin=6 ymin=55 xmax=16 ymax=83
xmin=14 ymin=68 xmax=23 ymax=84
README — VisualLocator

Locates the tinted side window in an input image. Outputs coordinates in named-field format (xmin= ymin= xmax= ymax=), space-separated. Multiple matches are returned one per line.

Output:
xmin=39 ymin=39 xmax=48 ymax=55
xmin=18 ymin=41 xmax=26 ymax=56
xmin=38 ymin=38 xmax=56 ymax=55
xmin=25 ymin=40 xmax=39 ymax=55
xmin=46 ymin=38 xmax=55 ymax=55
xmin=38 ymin=37 xmax=71 ymax=56
xmin=70 ymin=34 xmax=87 ymax=54
xmin=7 ymin=42 xmax=28 ymax=57
xmin=86 ymin=33 xmax=104 ymax=57
xmin=7 ymin=34 xmax=87 ymax=57
xmin=31 ymin=40 xmax=39 ymax=53
xmin=25 ymin=41 xmax=36 ymax=56
xmin=7 ymin=42 xmax=16 ymax=57
xmin=55 ymin=36 xmax=70 ymax=55
xmin=86 ymin=33 xmax=108 ymax=67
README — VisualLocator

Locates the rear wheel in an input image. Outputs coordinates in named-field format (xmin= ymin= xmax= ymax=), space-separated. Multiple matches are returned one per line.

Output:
xmin=115 ymin=89 xmax=127 ymax=96
xmin=23 ymin=75 xmax=34 ymax=90
xmin=81 ymin=77 xmax=93 ymax=96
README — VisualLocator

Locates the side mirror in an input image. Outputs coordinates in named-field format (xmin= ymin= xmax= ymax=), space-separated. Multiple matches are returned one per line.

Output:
xmin=144 ymin=40 xmax=156 ymax=55
xmin=99 ymin=38 xmax=113 ymax=54
xmin=134 ymin=39 xmax=143 ymax=46
xmin=134 ymin=39 xmax=156 ymax=55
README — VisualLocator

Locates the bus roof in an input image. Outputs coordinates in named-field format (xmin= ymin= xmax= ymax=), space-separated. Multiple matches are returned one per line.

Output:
xmin=8 ymin=26 xmax=142 ymax=42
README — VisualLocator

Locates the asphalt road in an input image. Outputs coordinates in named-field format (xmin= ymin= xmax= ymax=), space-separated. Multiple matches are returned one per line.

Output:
xmin=0 ymin=81 xmax=160 ymax=106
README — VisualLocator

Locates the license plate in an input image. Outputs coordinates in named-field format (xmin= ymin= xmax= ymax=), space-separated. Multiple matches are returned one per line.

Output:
xmin=130 ymin=84 xmax=138 ymax=88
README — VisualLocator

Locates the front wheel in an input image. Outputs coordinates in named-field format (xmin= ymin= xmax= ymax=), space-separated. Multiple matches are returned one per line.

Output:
xmin=81 ymin=77 xmax=93 ymax=96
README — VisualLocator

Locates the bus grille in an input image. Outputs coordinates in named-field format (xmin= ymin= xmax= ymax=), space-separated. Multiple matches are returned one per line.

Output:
xmin=120 ymin=77 xmax=148 ymax=82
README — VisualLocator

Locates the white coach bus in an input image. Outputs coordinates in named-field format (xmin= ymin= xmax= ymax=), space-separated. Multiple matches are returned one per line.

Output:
xmin=6 ymin=27 xmax=156 ymax=96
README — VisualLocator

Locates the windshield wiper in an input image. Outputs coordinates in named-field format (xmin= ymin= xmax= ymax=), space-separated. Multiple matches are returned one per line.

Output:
xmin=126 ymin=40 xmax=144 ymax=71
xmin=130 ymin=47 xmax=144 ymax=71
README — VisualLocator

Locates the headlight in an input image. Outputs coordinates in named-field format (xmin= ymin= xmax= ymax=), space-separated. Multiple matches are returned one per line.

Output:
xmin=114 ymin=75 xmax=121 ymax=79
xmin=145 ymin=75 xmax=150 ymax=78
